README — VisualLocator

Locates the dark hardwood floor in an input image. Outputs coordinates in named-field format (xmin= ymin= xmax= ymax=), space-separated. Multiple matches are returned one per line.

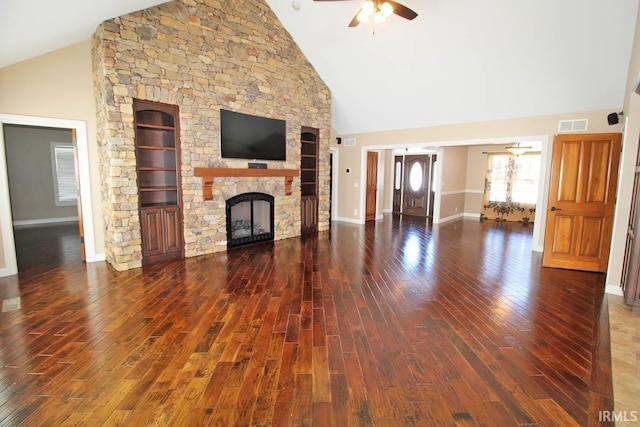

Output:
xmin=0 ymin=216 xmax=612 ymax=426
xmin=12 ymin=222 xmax=82 ymax=273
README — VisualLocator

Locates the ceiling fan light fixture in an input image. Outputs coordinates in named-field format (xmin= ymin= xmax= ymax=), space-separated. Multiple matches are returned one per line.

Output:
xmin=357 ymin=10 xmax=370 ymax=23
xmin=357 ymin=0 xmax=375 ymax=23
xmin=362 ymin=1 xmax=375 ymax=14
xmin=505 ymin=143 xmax=532 ymax=156
xmin=318 ymin=0 xmax=418 ymax=28
xmin=380 ymin=2 xmax=393 ymax=18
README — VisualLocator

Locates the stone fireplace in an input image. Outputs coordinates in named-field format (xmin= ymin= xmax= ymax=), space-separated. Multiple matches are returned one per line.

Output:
xmin=226 ymin=192 xmax=274 ymax=248
xmin=92 ymin=0 xmax=332 ymax=271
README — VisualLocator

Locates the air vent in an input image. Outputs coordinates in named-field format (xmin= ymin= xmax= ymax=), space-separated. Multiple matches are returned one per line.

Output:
xmin=2 ymin=297 xmax=21 ymax=312
xmin=343 ymin=138 xmax=356 ymax=146
xmin=558 ymin=119 xmax=588 ymax=132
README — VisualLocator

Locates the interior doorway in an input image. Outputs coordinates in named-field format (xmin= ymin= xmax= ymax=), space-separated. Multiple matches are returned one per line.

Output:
xmin=330 ymin=146 xmax=339 ymax=225
xmin=0 ymin=114 xmax=95 ymax=277
xmin=329 ymin=152 xmax=333 ymax=226
xmin=365 ymin=151 xmax=378 ymax=221
xmin=3 ymin=124 xmax=83 ymax=272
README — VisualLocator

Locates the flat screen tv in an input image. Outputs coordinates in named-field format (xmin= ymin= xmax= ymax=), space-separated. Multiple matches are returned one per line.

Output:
xmin=220 ymin=109 xmax=286 ymax=161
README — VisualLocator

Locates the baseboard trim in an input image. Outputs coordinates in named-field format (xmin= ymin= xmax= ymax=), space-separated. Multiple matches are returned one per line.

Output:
xmin=532 ymin=245 xmax=543 ymax=253
xmin=91 ymin=253 xmax=106 ymax=262
xmin=333 ymin=217 xmax=363 ymax=225
xmin=605 ymin=285 xmax=624 ymax=296
xmin=13 ymin=217 xmax=78 ymax=227
xmin=0 ymin=266 xmax=18 ymax=278
xmin=435 ymin=213 xmax=464 ymax=224
xmin=463 ymin=212 xmax=480 ymax=219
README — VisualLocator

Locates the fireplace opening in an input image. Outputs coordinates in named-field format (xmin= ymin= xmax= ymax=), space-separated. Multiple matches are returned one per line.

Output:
xmin=226 ymin=192 xmax=274 ymax=248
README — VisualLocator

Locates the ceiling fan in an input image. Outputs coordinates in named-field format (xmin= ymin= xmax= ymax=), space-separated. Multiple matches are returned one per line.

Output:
xmin=314 ymin=0 xmax=418 ymax=27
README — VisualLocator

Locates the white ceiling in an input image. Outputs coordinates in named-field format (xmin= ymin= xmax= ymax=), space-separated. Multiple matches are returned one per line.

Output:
xmin=1 ymin=0 xmax=638 ymax=135
xmin=0 ymin=0 xmax=172 ymax=68
xmin=266 ymin=0 xmax=639 ymax=134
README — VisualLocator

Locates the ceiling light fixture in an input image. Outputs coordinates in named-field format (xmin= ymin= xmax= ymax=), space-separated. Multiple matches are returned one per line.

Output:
xmin=505 ymin=143 xmax=532 ymax=156
xmin=357 ymin=0 xmax=394 ymax=24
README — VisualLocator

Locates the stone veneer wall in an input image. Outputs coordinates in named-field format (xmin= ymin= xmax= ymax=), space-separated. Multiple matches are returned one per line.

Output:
xmin=93 ymin=0 xmax=331 ymax=271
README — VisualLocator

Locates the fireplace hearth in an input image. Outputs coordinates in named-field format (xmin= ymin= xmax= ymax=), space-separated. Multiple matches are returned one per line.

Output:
xmin=226 ymin=192 xmax=274 ymax=248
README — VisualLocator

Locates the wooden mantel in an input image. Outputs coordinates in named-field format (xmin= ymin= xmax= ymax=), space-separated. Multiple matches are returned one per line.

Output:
xmin=194 ymin=167 xmax=300 ymax=200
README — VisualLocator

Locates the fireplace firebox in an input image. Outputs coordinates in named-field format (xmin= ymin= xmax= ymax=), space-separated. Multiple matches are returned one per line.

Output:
xmin=226 ymin=192 xmax=274 ymax=248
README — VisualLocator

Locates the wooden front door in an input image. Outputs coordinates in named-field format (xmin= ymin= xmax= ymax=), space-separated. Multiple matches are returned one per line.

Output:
xmin=365 ymin=151 xmax=378 ymax=221
xmin=542 ymin=133 xmax=621 ymax=272
xmin=71 ymin=129 xmax=86 ymax=262
xmin=402 ymin=155 xmax=431 ymax=217
xmin=393 ymin=156 xmax=403 ymax=213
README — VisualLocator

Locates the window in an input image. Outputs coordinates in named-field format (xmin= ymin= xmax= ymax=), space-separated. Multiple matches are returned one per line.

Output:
xmin=512 ymin=155 xmax=540 ymax=204
xmin=488 ymin=155 xmax=510 ymax=202
xmin=409 ymin=161 xmax=423 ymax=191
xmin=487 ymin=153 xmax=540 ymax=204
xmin=51 ymin=143 xmax=77 ymax=206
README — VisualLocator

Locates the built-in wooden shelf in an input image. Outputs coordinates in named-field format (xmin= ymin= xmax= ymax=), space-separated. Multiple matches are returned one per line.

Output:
xmin=194 ymin=167 xmax=300 ymax=200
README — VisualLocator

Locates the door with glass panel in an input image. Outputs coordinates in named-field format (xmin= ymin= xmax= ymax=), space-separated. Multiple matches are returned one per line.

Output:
xmin=393 ymin=156 xmax=403 ymax=213
xmin=402 ymin=155 xmax=431 ymax=217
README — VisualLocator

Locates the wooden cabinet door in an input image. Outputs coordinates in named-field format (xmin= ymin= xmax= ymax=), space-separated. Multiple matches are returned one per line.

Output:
xmin=301 ymin=195 xmax=318 ymax=234
xmin=163 ymin=206 xmax=183 ymax=254
xmin=542 ymin=133 xmax=621 ymax=272
xmin=141 ymin=207 xmax=163 ymax=258
xmin=141 ymin=206 xmax=183 ymax=263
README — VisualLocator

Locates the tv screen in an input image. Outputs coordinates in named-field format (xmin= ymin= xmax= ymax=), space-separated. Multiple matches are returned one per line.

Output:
xmin=220 ymin=109 xmax=286 ymax=161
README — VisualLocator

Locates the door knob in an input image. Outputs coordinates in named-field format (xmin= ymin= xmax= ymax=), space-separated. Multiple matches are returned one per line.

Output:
xmin=550 ymin=206 xmax=562 ymax=211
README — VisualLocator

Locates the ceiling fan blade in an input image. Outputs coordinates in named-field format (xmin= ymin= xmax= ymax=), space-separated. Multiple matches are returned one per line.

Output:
xmin=387 ymin=1 xmax=418 ymax=20
xmin=348 ymin=10 xmax=362 ymax=27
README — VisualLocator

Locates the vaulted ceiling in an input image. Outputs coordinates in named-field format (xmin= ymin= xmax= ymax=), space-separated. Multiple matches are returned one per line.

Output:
xmin=1 ymin=0 xmax=638 ymax=134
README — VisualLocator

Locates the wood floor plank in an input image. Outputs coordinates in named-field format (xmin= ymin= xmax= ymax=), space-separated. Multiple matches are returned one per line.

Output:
xmin=271 ymin=343 xmax=297 ymax=426
xmin=329 ymin=373 xmax=349 ymax=427
xmin=0 ymin=217 xmax=614 ymax=425
xmin=290 ymin=373 xmax=313 ymax=426
xmin=312 ymin=346 xmax=331 ymax=402
xmin=252 ymin=358 xmax=281 ymax=426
